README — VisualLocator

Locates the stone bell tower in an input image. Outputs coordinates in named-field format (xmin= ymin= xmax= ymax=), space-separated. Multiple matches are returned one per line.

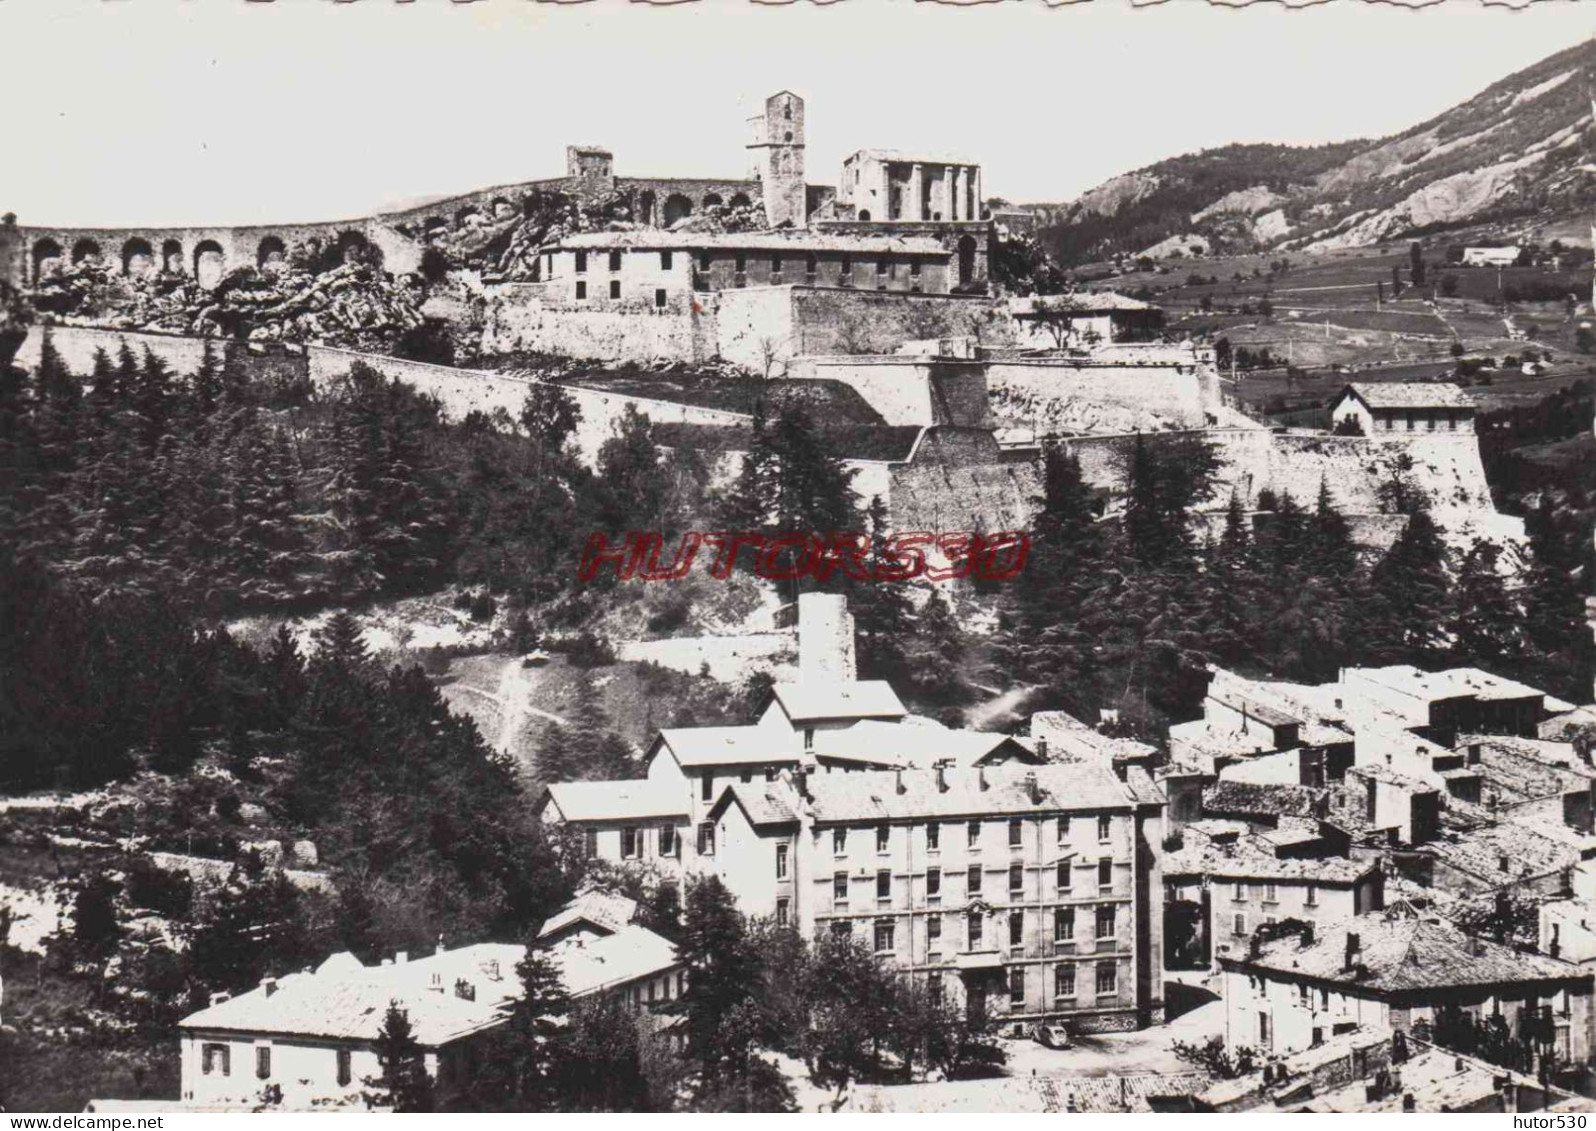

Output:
xmin=748 ymin=91 xmax=807 ymax=229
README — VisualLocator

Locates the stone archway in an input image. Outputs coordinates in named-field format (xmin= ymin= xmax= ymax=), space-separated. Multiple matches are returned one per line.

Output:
xmin=161 ymin=239 xmax=184 ymax=274
xmin=121 ymin=237 xmax=155 ymax=277
xmin=663 ymin=194 xmax=693 ymax=226
xmin=31 ymin=238 xmax=63 ymax=282
xmin=729 ymin=193 xmax=752 ymax=210
xmin=257 ymin=235 xmax=287 ymax=269
xmin=193 ymin=240 xmax=226 ymax=289
xmin=638 ymin=191 xmax=657 ymax=227
xmin=858 ymin=209 xmax=872 ymax=222
xmin=71 ymin=238 xmax=104 ymax=266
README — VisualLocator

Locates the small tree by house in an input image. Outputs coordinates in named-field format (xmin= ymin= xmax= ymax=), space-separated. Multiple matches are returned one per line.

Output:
xmin=365 ymin=1003 xmax=434 ymax=1112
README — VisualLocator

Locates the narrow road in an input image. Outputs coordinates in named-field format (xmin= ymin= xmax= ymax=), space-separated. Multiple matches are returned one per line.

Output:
xmin=447 ymin=671 xmax=568 ymax=754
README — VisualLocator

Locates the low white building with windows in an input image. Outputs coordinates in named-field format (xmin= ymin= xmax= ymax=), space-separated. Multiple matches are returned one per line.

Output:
xmin=1329 ymin=383 xmax=1476 ymax=436
xmin=174 ymin=904 xmax=682 ymax=1109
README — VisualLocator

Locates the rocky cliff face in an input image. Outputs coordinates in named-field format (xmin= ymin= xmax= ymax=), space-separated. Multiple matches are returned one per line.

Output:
xmin=1041 ymin=39 xmax=1596 ymax=264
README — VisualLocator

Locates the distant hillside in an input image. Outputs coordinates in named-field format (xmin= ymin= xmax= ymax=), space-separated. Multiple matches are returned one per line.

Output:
xmin=1038 ymin=39 xmax=1596 ymax=266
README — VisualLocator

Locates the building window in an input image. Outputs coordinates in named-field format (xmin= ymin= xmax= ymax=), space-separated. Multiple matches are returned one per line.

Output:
xmin=202 ymin=1044 xmax=230 ymax=1077
xmin=831 ymin=921 xmax=851 ymax=941
xmin=1264 ymin=882 xmax=1278 ymax=903
xmin=622 ymin=827 xmax=642 ymax=858
xmin=1008 ymin=818 xmax=1023 ymax=848
xmin=1097 ymin=815 xmax=1111 ymax=841
xmin=1056 ymin=861 xmax=1071 ymax=893
xmin=1233 ymin=913 xmax=1246 ymax=936
xmin=575 ymin=251 xmax=588 ymax=273
xmin=1009 ymin=863 xmax=1024 ymax=895
xmin=256 ymin=1046 xmax=272 ymax=1080
xmin=735 ymin=253 xmax=747 ymax=274
xmin=1008 ymin=910 xmax=1023 ymax=947
xmin=967 ymin=911 xmax=984 ymax=949
xmin=1055 ymin=963 xmax=1076 ymax=999
xmin=1098 ymin=859 xmax=1112 ymax=890
xmin=875 ymin=919 xmax=896 ymax=953
xmin=608 ymin=250 xmax=622 ymax=272
xmin=967 ymin=821 xmax=981 ymax=848
xmin=583 ymin=828 xmax=598 ymax=859
xmin=776 ymin=843 xmax=789 ymax=879
xmin=876 ymin=869 xmax=892 ymax=901
xmin=833 ymin=828 xmax=847 ymax=855
xmin=928 ymin=914 xmax=942 ymax=950
xmin=1054 ymin=907 xmax=1074 ymax=942
xmin=575 ymin=280 xmax=587 ymax=300
xmin=336 ymin=1048 xmax=352 ymax=1087
xmin=1096 ymin=961 xmax=1117 ymax=996
xmin=839 ymin=255 xmax=852 ymax=283
xmin=926 ymin=821 xmax=940 ymax=852
xmin=1057 ymin=816 xmax=1070 ymax=844
xmin=876 ymin=825 xmax=890 ymax=853
xmin=701 ymin=774 xmax=713 ymax=802
xmin=967 ymin=865 xmax=982 ymax=896
xmin=659 ymin=825 xmax=677 ymax=857
xmin=1009 ymin=966 xmax=1025 ymax=1006
xmin=833 ymin=872 xmax=848 ymax=908
xmin=805 ymin=253 xmax=817 ymax=281
xmin=776 ymin=897 xmax=790 ymax=927
xmin=697 ymin=823 xmax=716 ymax=856
xmin=609 ymin=279 xmax=621 ymax=300
xmin=771 ymin=254 xmax=783 ymax=276
xmin=804 ymin=727 xmax=815 ymax=751
xmin=1233 ymin=882 xmax=1246 ymax=903
xmin=927 ymin=867 xmax=942 ymax=899
xmin=1095 ymin=905 xmax=1115 ymax=940
xmin=928 ymin=971 xmax=944 ymax=1003
xmin=911 ymin=259 xmax=922 ymax=277
xmin=660 ymin=250 xmax=673 ymax=270
xmin=1304 ymin=883 xmax=1317 ymax=907
xmin=699 ymin=251 xmax=711 ymax=272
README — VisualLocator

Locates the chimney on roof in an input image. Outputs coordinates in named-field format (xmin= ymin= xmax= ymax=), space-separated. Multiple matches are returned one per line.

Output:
xmin=1300 ymin=923 xmax=1315 ymax=948
xmin=380 ymin=958 xmax=392 ymax=966
xmin=895 ymin=768 xmax=906 ymax=796
xmin=1036 ymin=736 xmax=1048 ymax=761
xmin=209 ymin=991 xmax=231 ymax=1007
xmin=935 ymin=764 xmax=949 ymax=794
xmin=396 ymin=951 xmax=408 ymax=966
xmin=1402 ymin=1094 xmax=1415 ymax=1113
xmin=262 ymin=976 xmax=278 ymax=998
xmin=978 ymin=767 xmax=989 ymax=792
xmin=1025 ymin=772 xmax=1042 ymax=805
xmin=797 ymin=593 xmax=857 ymax=685
xmin=436 ymin=934 xmax=446 ymax=956
xmin=1468 ymin=743 xmax=1482 ymax=765
xmin=1344 ymin=931 xmax=1361 ymax=971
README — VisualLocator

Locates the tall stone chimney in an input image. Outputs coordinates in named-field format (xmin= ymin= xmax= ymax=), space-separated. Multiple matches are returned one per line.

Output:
xmin=798 ymin=592 xmax=856 ymax=684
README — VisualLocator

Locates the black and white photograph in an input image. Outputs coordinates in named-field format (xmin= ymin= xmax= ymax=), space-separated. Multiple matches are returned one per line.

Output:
xmin=2 ymin=0 xmax=1595 ymax=1116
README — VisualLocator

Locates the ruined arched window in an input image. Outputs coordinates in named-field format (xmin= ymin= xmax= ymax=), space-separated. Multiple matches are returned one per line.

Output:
xmin=193 ymin=240 xmax=226 ymax=289
xmin=638 ymin=191 xmax=657 ymax=227
xmin=256 ymin=236 xmax=287 ymax=269
xmin=31 ymin=238 xmax=63 ymax=282
xmin=858 ymin=210 xmax=872 ymax=223
xmin=161 ymin=239 xmax=184 ymax=275
xmin=663 ymin=194 xmax=693 ymax=226
xmin=121 ymin=237 xmax=155 ymax=277
xmin=491 ymin=197 xmax=514 ymax=220
xmin=702 ymin=193 xmax=724 ymax=209
xmin=71 ymin=238 xmax=103 ymax=266
xmin=729 ymin=193 xmax=752 ymax=210
xmin=957 ymin=235 xmax=977 ymax=288
xmin=423 ymin=217 xmax=448 ymax=243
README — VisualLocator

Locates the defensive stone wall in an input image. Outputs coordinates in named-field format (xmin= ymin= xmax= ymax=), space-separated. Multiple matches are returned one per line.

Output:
xmin=481 ymin=282 xmax=712 ymax=365
xmin=988 ymin=359 xmax=1216 ymax=435
xmin=788 ymin=287 xmax=1012 ymax=357
xmin=306 ymin=345 xmax=749 ymax=464
xmin=715 ymin=286 xmax=798 ymax=372
xmin=14 ymin=323 xmax=217 ymax=376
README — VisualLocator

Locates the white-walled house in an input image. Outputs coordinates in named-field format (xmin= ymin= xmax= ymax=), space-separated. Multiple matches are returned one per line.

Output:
xmin=176 ymin=917 xmax=681 ymax=1109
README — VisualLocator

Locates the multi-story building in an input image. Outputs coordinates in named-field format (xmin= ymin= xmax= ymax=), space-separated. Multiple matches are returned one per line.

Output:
xmin=1164 ymin=819 xmax=1383 ymax=968
xmin=702 ymin=760 xmax=1169 ymax=1033
xmin=173 ymin=901 xmax=681 ymax=1110
xmin=1219 ymin=907 xmax=1594 ymax=1065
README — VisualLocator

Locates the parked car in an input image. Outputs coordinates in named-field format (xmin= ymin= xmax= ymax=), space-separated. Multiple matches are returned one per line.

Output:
xmin=1032 ymin=1023 xmax=1072 ymax=1050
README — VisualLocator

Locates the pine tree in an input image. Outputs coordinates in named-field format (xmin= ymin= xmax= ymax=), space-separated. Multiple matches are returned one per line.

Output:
xmin=1448 ymin=539 xmax=1522 ymax=666
xmin=668 ymin=876 xmax=763 ymax=1099
xmin=367 ymin=1004 xmax=434 ymax=1112
xmin=718 ymin=398 xmax=774 ymax=533
xmin=904 ymin=589 xmax=968 ymax=704
xmin=1366 ymin=510 xmax=1451 ymax=665
xmin=850 ymin=495 xmax=913 ymax=680
xmin=314 ymin=611 xmax=372 ymax=673
xmin=596 ymin=404 xmax=666 ymax=535
xmin=498 ymin=945 xmax=571 ymax=1110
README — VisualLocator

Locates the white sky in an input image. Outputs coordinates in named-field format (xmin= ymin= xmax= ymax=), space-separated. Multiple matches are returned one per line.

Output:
xmin=1 ymin=0 xmax=1590 ymax=227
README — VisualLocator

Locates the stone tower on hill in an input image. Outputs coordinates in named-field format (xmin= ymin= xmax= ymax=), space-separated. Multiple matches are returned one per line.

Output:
xmin=748 ymin=91 xmax=806 ymax=229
